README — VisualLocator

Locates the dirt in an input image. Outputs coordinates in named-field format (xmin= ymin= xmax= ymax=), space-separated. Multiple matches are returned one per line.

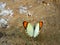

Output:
xmin=0 ymin=0 xmax=60 ymax=45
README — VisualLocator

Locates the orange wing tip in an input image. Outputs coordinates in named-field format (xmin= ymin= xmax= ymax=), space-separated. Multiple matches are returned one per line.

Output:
xmin=23 ymin=21 xmax=28 ymax=29
xmin=39 ymin=21 xmax=43 ymax=28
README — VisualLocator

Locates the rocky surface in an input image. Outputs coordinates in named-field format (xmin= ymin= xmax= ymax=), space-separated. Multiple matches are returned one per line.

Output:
xmin=0 ymin=0 xmax=60 ymax=45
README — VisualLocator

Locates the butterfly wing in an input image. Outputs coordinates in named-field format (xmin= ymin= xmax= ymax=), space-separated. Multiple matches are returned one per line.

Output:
xmin=39 ymin=21 xmax=43 ymax=29
xmin=33 ymin=21 xmax=43 ymax=37
xmin=23 ymin=21 xmax=28 ymax=29
xmin=26 ymin=23 xmax=34 ymax=37
xmin=33 ymin=23 xmax=40 ymax=37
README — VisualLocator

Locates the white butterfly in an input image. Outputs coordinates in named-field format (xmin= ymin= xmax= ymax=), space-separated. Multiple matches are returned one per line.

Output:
xmin=23 ymin=21 xmax=43 ymax=38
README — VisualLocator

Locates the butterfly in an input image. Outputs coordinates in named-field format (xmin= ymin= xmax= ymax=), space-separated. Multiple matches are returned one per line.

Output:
xmin=23 ymin=21 xmax=43 ymax=38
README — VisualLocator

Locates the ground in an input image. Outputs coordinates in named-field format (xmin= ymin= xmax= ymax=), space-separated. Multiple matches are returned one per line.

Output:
xmin=0 ymin=0 xmax=60 ymax=45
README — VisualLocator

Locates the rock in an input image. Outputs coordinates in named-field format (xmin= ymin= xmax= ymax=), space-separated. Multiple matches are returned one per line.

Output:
xmin=0 ymin=8 xmax=14 ymax=16
xmin=0 ymin=18 xmax=8 ymax=28
xmin=0 ymin=2 xmax=6 ymax=10
xmin=19 ymin=6 xmax=32 ymax=17
xmin=19 ymin=6 xmax=28 ymax=14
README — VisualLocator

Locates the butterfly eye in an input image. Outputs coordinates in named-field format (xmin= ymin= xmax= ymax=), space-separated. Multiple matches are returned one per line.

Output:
xmin=39 ymin=21 xmax=43 ymax=28
xmin=23 ymin=21 xmax=28 ymax=29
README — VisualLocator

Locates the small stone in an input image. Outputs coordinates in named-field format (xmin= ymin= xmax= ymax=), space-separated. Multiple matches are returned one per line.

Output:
xmin=0 ymin=2 xmax=6 ymax=10
xmin=1 ymin=24 xmax=8 ymax=28
xmin=0 ymin=18 xmax=8 ymax=28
